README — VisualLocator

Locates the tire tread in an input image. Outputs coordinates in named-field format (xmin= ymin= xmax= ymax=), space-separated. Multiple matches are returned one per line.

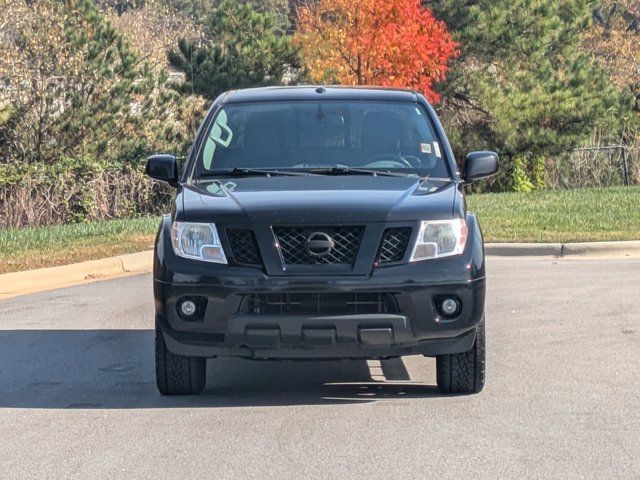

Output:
xmin=155 ymin=322 xmax=206 ymax=395
xmin=436 ymin=320 xmax=485 ymax=394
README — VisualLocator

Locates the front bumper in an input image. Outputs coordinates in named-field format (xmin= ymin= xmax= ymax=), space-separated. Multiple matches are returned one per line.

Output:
xmin=154 ymin=269 xmax=485 ymax=360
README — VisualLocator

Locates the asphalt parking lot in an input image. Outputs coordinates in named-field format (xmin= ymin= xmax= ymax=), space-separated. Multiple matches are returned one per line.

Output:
xmin=0 ymin=257 xmax=638 ymax=479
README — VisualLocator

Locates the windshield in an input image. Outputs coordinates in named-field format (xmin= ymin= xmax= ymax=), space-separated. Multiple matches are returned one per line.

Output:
xmin=195 ymin=101 xmax=451 ymax=178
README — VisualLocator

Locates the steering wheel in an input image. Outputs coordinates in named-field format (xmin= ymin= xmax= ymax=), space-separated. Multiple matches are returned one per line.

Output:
xmin=400 ymin=155 xmax=422 ymax=168
xmin=366 ymin=154 xmax=413 ymax=168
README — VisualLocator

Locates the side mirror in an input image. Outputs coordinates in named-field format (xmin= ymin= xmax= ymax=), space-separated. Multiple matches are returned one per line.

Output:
xmin=463 ymin=151 xmax=499 ymax=182
xmin=146 ymin=154 xmax=178 ymax=186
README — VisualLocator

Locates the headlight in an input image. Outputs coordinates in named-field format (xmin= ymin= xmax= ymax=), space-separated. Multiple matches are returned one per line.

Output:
xmin=170 ymin=222 xmax=227 ymax=264
xmin=410 ymin=218 xmax=468 ymax=261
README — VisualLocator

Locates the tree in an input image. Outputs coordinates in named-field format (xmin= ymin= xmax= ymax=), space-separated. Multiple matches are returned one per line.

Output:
xmin=294 ymin=0 xmax=458 ymax=103
xmin=588 ymin=1 xmax=640 ymax=102
xmin=244 ymin=0 xmax=291 ymax=30
xmin=168 ymin=0 xmax=299 ymax=100
xmin=586 ymin=0 xmax=640 ymax=144
xmin=156 ymin=0 xmax=292 ymax=28
xmin=105 ymin=2 xmax=204 ymax=70
xmin=430 ymin=0 xmax=627 ymax=190
xmin=0 ymin=0 xmax=188 ymax=164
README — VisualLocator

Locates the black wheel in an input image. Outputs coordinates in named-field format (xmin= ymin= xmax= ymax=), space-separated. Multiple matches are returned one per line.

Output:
xmin=436 ymin=319 xmax=485 ymax=394
xmin=155 ymin=322 xmax=206 ymax=395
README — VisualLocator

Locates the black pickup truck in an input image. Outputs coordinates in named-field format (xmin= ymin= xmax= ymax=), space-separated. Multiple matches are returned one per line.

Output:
xmin=146 ymin=86 xmax=499 ymax=395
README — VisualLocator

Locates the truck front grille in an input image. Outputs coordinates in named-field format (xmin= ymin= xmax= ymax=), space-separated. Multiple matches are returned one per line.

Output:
xmin=273 ymin=225 xmax=364 ymax=265
xmin=241 ymin=292 xmax=399 ymax=315
xmin=227 ymin=229 xmax=261 ymax=265
xmin=377 ymin=227 xmax=412 ymax=264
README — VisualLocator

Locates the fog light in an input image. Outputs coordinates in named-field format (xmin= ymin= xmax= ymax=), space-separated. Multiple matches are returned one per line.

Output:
xmin=440 ymin=297 xmax=461 ymax=317
xmin=176 ymin=296 xmax=207 ymax=322
xmin=179 ymin=300 xmax=197 ymax=317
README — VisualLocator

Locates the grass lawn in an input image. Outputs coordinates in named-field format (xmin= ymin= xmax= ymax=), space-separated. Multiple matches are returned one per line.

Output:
xmin=467 ymin=186 xmax=640 ymax=243
xmin=1 ymin=186 xmax=638 ymax=274
xmin=0 ymin=217 xmax=160 ymax=274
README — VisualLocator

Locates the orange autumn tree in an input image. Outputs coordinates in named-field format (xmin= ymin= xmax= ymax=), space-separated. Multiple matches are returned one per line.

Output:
xmin=294 ymin=0 xmax=458 ymax=103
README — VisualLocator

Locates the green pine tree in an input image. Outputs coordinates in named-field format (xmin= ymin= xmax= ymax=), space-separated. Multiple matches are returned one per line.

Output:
xmin=168 ymin=0 xmax=300 ymax=100
xmin=431 ymin=0 xmax=627 ymax=189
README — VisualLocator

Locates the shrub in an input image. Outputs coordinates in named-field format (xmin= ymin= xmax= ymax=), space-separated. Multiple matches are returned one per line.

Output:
xmin=0 ymin=159 xmax=172 ymax=229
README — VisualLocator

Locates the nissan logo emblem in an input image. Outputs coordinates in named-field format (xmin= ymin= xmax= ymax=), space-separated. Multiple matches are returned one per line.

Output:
xmin=306 ymin=231 xmax=335 ymax=258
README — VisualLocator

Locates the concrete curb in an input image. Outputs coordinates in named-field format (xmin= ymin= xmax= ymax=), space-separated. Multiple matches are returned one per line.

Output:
xmin=561 ymin=241 xmax=640 ymax=258
xmin=485 ymin=243 xmax=562 ymax=257
xmin=486 ymin=240 xmax=640 ymax=258
xmin=0 ymin=250 xmax=153 ymax=301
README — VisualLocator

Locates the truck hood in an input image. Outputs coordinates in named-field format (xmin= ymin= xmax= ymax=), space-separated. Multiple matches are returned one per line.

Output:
xmin=179 ymin=175 xmax=458 ymax=224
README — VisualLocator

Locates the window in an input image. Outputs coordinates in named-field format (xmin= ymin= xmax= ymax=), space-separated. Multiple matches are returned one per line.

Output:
xmin=196 ymin=101 xmax=450 ymax=178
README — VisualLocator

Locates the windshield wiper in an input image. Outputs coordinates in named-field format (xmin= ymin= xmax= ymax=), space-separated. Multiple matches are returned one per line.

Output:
xmin=307 ymin=166 xmax=410 ymax=178
xmin=200 ymin=167 xmax=308 ymax=178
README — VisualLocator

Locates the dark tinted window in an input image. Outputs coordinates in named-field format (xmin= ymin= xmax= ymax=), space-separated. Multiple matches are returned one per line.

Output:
xmin=197 ymin=101 xmax=449 ymax=177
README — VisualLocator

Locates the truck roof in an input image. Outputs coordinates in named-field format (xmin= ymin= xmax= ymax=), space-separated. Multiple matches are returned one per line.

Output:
xmin=221 ymin=85 xmax=421 ymax=104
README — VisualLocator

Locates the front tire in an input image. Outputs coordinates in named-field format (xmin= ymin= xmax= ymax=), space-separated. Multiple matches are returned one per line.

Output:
xmin=155 ymin=322 xmax=206 ymax=395
xmin=436 ymin=319 xmax=485 ymax=394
